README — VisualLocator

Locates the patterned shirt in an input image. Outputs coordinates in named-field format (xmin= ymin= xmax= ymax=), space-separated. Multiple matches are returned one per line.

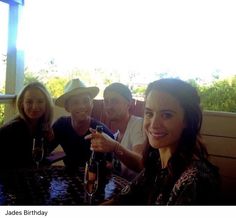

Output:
xmin=114 ymin=152 xmax=220 ymax=205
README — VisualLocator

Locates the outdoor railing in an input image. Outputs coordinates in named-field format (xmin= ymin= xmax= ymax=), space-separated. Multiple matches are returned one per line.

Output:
xmin=0 ymin=94 xmax=17 ymax=125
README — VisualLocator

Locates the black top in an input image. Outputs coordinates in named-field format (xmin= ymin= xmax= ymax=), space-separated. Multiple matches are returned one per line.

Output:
xmin=50 ymin=116 xmax=114 ymax=170
xmin=0 ymin=117 xmax=46 ymax=170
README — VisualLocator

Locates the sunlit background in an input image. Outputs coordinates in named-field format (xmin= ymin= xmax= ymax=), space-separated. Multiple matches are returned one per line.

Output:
xmin=23 ymin=0 xmax=236 ymax=81
xmin=2 ymin=0 xmax=236 ymax=86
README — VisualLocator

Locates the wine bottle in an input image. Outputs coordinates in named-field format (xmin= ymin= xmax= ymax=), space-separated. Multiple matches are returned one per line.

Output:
xmin=88 ymin=151 xmax=97 ymax=180
xmin=94 ymin=125 xmax=113 ymax=183
xmin=85 ymin=150 xmax=98 ymax=195
xmin=93 ymin=125 xmax=104 ymax=166
xmin=86 ymin=126 xmax=103 ymax=188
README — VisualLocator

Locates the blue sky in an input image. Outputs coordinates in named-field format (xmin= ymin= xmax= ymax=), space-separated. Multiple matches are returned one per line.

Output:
xmin=2 ymin=0 xmax=236 ymax=85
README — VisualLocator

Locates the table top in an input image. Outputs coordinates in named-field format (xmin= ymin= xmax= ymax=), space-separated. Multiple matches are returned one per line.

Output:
xmin=0 ymin=166 xmax=128 ymax=205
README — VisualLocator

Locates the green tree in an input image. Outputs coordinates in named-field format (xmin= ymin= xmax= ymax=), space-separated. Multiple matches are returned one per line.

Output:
xmin=46 ymin=76 xmax=68 ymax=98
xmin=0 ymin=86 xmax=5 ymax=126
xmin=199 ymin=79 xmax=236 ymax=112
xmin=132 ymin=86 xmax=146 ymax=96
xmin=24 ymin=69 xmax=40 ymax=85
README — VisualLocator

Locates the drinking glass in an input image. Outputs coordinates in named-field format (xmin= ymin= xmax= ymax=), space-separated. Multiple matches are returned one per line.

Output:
xmin=32 ymin=137 xmax=44 ymax=169
xmin=84 ymin=161 xmax=99 ymax=205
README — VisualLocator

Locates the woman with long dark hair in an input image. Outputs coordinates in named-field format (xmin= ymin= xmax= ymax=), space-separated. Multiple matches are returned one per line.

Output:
xmin=108 ymin=78 xmax=220 ymax=205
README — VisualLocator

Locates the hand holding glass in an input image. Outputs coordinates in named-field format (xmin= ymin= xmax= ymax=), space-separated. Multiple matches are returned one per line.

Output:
xmin=32 ymin=138 xmax=44 ymax=169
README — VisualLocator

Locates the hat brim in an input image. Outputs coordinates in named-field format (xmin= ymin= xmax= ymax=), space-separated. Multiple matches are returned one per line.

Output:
xmin=55 ymin=87 xmax=99 ymax=107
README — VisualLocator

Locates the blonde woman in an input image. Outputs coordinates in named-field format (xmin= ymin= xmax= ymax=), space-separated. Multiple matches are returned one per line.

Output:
xmin=0 ymin=82 xmax=54 ymax=170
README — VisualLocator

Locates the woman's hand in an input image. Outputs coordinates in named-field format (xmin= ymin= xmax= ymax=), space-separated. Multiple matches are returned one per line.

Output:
xmin=85 ymin=128 xmax=119 ymax=153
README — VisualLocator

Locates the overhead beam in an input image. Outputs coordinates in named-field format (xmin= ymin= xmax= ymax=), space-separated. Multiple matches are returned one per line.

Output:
xmin=1 ymin=0 xmax=24 ymax=5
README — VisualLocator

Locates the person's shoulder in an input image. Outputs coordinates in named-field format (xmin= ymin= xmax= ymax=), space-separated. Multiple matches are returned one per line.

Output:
xmin=191 ymin=159 xmax=218 ymax=173
xmin=52 ymin=116 xmax=72 ymax=133
xmin=179 ymin=163 xmax=199 ymax=181
xmin=130 ymin=115 xmax=143 ymax=121
xmin=187 ymin=160 xmax=220 ymax=200
xmin=178 ymin=160 xmax=219 ymax=185
xmin=53 ymin=116 xmax=71 ymax=125
xmin=126 ymin=115 xmax=143 ymax=133
xmin=128 ymin=115 xmax=143 ymax=125
xmin=170 ymin=161 xmax=200 ymax=197
xmin=0 ymin=116 xmax=24 ymax=130
xmin=193 ymin=159 xmax=220 ymax=181
xmin=0 ymin=117 xmax=26 ymax=136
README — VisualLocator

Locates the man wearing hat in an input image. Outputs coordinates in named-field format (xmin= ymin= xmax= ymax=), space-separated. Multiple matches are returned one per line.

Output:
xmin=49 ymin=78 xmax=114 ymax=171
xmin=86 ymin=82 xmax=145 ymax=181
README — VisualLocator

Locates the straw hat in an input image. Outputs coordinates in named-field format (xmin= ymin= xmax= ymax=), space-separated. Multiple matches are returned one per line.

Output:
xmin=55 ymin=78 xmax=99 ymax=107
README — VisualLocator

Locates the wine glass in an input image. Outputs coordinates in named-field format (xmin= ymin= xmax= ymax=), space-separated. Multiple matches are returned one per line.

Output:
xmin=84 ymin=160 xmax=99 ymax=205
xmin=32 ymin=137 xmax=44 ymax=169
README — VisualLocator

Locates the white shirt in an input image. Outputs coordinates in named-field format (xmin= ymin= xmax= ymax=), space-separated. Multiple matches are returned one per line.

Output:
xmin=119 ymin=115 xmax=145 ymax=181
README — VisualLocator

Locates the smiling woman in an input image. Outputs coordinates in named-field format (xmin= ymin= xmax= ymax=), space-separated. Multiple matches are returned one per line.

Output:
xmin=0 ymin=81 xmax=54 ymax=170
xmin=106 ymin=78 xmax=221 ymax=205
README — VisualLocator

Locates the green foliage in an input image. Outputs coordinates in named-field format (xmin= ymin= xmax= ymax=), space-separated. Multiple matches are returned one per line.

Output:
xmin=24 ymin=71 xmax=40 ymax=85
xmin=0 ymin=85 xmax=5 ymax=125
xmin=45 ymin=77 xmax=68 ymax=98
xmin=132 ymin=86 xmax=146 ymax=95
xmin=24 ymin=70 xmax=68 ymax=98
xmin=199 ymin=78 xmax=236 ymax=112
xmin=2 ymin=68 xmax=236 ymax=120
xmin=0 ymin=104 xmax=4 ymax=126
xmin=133 ymin=77 xmax=236 ymax=113
xmin=186 ymin=77 xmax=236 ymax=112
